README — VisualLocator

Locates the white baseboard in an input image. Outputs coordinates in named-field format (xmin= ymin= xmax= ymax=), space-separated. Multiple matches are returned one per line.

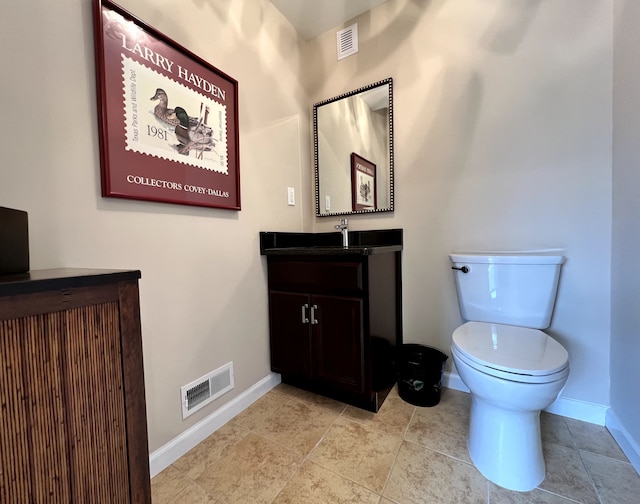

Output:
xmin=149 ymin=372 xmax=281 ymax=478
xmin=606 ymin=409 xmax=640 ymax=474
xmin=443 ymin=370 xmax=470 ymax=393
xmin=444 ymin=371 xmax=607 ymax=425
xmin=544 ymin=395 xmax=607 ymax=425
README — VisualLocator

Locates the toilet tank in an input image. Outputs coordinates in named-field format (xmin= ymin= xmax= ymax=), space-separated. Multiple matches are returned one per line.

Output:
xmin=449 ymin=253 xmax=565 ymax=329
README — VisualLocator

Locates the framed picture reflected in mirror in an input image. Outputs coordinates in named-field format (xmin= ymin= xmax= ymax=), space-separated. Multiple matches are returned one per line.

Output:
xmin=351 ymin=153 xmax=377 ymax=211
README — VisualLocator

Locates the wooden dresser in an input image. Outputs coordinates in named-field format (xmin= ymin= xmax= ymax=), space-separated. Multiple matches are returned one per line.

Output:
xmin=0 ymin=269 xmax=150 ymax=503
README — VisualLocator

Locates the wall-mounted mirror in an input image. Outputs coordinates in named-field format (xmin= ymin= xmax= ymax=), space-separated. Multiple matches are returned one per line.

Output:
xmin=314 ymin=78 xmax=394 ymax=217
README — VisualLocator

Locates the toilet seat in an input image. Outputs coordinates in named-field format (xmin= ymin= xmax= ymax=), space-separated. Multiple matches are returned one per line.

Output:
xmin=452 ymin=321 xmax=569 ymax=384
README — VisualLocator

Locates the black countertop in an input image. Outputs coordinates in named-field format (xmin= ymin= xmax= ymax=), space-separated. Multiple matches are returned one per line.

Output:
xmin=260 ymin=229 xmax=403 ymax=256
xmin=261 ymin=245 xmax=402 ymax=256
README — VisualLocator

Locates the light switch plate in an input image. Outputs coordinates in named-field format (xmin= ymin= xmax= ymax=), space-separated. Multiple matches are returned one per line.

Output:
xmin=325 ymin=195 xmax=331 ymax=211
xmin=287 ymin=187 xmax=295 ymax=206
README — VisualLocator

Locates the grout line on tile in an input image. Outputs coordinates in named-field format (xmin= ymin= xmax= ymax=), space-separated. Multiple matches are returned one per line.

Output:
xmin=290 ymin=395 xmax=347 ymax=416
xmin=378 ymin=493 xmax=401 ymax=504
xmin=268 ymin=461 xmax=306 ymax=504
xmin=401 ymin=405 xmax=417 ymax=439
xmin=377 ymin=405 xmax=418 ymax=501
xmin=402 ymin=437 xmax=475 ymax=466
xmin=379 ymin=438 xmax=404 ymax=499
xmin=304 ymin=412 xmax=344 ymax=461
xmin=536 ymin=487 xmax=585 ymax=504
xmin=575 ymin=449 xmax=612 ymax=504
xmin=578 ymin=447 xmax=636 ymax=466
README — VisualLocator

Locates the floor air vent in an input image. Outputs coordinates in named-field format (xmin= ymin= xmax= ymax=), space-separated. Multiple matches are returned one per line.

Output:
xmin=337 ymin=24 xmax=358 ymax=60
xmin=181 ymin=362 xmax=234 ymax=419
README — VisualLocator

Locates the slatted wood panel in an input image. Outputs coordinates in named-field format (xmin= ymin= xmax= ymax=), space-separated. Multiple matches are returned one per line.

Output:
xmin=0 ymin=302 xmax=130 ymax=503
xmin=1 ymin=318 xmax=34 ymax=502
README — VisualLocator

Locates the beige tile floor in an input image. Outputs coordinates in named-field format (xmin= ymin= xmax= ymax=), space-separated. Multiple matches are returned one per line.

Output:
xmin=152 ymin=384 xmax=640 ymax=504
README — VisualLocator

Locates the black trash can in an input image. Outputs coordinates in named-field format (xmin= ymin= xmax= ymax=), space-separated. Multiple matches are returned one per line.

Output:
xmin=397 ymin=344 xmax=448 ymax=407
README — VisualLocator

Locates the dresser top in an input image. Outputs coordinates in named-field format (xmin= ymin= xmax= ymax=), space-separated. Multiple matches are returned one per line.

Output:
xmin=0 ymin=268 xmax=141 ymax=297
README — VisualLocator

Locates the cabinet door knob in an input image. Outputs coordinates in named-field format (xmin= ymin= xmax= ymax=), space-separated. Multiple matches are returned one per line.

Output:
xmin=310 ymin=304 xmax=319 ymax=325
xmin=301 ymin=304 xmax=309 ymax=323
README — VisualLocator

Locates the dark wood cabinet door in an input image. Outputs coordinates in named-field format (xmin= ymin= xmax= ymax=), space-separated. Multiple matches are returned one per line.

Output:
xmin=269 ymin=291 xmax=312 ymax=379
xmin=265 ymin=250 xmax=402 ymax=412
xmin=312 ymin=294 xmax=365 ymax=394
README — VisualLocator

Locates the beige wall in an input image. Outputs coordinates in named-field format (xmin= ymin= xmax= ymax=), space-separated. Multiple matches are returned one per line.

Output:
xmin=0 ymin=0 xmax=622 ymax=455
xmin=307 ymin=0 xmax=612 ymax=407
xmin=0 ymin=0 xmax=311 ymax=452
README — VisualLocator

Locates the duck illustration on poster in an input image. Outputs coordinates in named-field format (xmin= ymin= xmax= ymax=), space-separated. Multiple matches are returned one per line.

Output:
xmin=123 ymin=56 xmax=228 ymax=175
xmin=150 ymin=88 xmax=215 ymax=157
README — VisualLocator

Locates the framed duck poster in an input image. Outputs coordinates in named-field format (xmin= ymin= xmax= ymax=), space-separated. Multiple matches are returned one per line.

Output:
xmin=92 ymin=0 xmax=240 ymax=210
xmin=351 ymin=153 xmax=377 ymax=211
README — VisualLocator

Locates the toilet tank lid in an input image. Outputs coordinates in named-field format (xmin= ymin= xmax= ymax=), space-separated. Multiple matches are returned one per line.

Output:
xmin=449 ymin=252 xmax=565 ymax=265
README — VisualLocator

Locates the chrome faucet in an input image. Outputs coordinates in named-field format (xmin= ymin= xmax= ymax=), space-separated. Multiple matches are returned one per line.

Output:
xmin=335 ymin=218 xmax=349 ymax=247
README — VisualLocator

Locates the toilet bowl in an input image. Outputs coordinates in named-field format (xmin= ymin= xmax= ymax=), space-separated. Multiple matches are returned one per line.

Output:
xmin=449 ymin=253 xmax=569 ymax=492
xmin=452 ymin=321 xmax=569 ymax=491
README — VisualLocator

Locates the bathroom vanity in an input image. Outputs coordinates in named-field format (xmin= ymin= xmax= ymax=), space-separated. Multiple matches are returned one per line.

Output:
xmin=260 ymin=229 xmax=403 ymax=412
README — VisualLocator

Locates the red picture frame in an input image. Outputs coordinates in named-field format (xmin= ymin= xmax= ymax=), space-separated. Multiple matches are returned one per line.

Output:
xmin=351 ymin=153 xmax=377 ymax=211
xmin=92 ymin=0 xmax=240 ymax=210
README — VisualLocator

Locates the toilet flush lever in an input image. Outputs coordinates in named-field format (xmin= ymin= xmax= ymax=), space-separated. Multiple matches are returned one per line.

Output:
xmin=452 ymin=266 xmax=470 ymax=273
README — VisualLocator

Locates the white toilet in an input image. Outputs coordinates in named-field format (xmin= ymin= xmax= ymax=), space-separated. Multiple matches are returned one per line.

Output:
xmin=449 ymin=252 xmax=570 ymax=492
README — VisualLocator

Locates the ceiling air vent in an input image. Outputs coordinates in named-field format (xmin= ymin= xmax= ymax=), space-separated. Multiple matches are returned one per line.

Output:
xmin=337 ymin=23 xmax=358 ymax=60
xmin=181 ymin=362 xmax=234 ymax=418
